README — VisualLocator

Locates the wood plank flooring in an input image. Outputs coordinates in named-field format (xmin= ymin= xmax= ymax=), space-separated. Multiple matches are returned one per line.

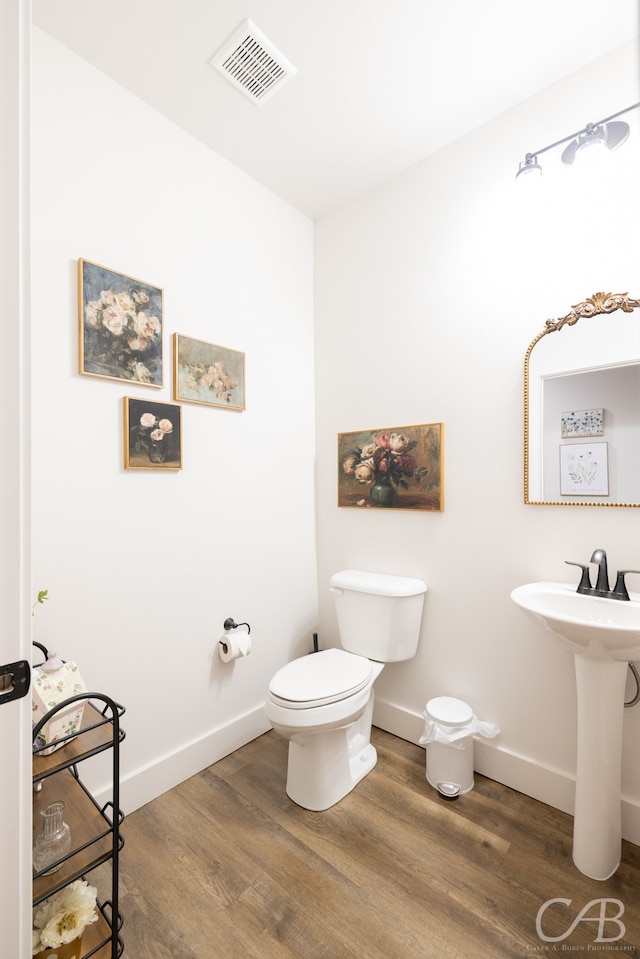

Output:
xmin=114 ymin=728 xmax=640 ymax=958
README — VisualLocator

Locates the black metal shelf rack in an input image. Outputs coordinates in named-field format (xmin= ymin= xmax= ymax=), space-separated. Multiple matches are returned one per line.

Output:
xmin=32 ymin=691 xmax=126 ymax=959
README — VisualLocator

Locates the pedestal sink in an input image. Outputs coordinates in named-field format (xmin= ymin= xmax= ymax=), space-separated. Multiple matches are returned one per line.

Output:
xmin=511 ymin=581 xmax=640 ymax=880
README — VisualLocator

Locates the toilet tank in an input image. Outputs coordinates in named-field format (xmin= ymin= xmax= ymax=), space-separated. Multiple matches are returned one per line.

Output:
xmin=329 ymin=569 xmax=427 ymax=662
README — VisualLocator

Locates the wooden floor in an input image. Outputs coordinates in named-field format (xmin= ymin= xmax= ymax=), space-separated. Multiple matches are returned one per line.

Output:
xmin=114 ymin=728 xmax=640 ymax=958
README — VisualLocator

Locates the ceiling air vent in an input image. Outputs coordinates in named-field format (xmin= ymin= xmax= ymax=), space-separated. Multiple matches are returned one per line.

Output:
xmin=210 ymin=19 xmax=297 ymax=105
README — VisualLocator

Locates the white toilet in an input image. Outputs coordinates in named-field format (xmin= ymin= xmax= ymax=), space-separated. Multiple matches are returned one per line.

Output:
xmin=265 ymin=569 xmax=427 ymax=810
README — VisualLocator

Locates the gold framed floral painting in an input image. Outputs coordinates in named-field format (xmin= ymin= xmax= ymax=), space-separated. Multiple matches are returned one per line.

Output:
xmin=124 ymin=397 xmax=182 ymax=471
xmin=79 ymin=259 xmax=163 ymax=386
xmin=338 ymin=423 xmax=444 ymax=510
xmin=173 ymin=334 xmax=245 ymax=411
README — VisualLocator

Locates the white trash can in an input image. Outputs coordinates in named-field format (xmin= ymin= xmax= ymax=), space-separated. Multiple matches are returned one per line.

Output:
xmin=423 ymin=696 xmax=475 ymax=798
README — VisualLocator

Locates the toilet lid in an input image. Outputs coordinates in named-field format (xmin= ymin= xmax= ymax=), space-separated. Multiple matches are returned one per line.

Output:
xmin=269 ymin=648 xmax=373 ymax=708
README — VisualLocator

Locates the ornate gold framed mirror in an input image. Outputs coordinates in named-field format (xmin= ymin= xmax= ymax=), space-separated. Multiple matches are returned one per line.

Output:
xmin=525 ymin=291 xmax=640 ymax=506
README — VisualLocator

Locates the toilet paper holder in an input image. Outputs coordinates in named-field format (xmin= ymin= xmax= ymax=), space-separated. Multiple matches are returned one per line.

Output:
xmin=223 ymin=618 xmax=251 ymax=634
xmin=218 ymin=616 xmax=251 ymax=655
xmin=220 ymin=618 xmax=251 ymax=655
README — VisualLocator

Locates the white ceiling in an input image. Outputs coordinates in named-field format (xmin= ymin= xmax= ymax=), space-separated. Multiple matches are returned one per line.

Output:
xmin=32 ymin=0 xmax=639 ymax=219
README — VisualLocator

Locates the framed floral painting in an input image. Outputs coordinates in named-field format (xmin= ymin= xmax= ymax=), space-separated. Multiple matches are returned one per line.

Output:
xmin=79 ymin=259 xmax=163 ymax=386
xmin=124 ymin=397 xmax=182 ymax=471
xmin=560 ymin=408 xmax=604 ymax=438
xmin=338 ymin=423 xmax=444 ymax=510
xmin=173 ymin=334 xmax=245 ymax=411
xmin=560 ymin=442 xmax=608 ymax=496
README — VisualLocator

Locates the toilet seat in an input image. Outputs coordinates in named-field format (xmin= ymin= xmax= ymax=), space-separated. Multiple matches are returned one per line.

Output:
xmin=269 ymin=648 xmax=372 ymax=709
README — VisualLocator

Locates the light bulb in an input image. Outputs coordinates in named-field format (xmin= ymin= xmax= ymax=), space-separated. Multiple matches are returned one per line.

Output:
xmin=515 ymin=155 xmax=542 ymax=181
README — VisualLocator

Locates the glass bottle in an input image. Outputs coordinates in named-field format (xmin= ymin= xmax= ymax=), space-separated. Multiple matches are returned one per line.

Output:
xmin=33 ymin=801 xmax=71 ymax=875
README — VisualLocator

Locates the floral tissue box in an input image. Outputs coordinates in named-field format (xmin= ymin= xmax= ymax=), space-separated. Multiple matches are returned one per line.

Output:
xmin=32 ymin=662 xmax=88 ymax=755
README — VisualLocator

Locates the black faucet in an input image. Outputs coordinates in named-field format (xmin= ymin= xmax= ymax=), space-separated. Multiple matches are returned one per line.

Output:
xmin=590 ymin=548 xmax=610 ymax=595
xmin=565 ymin=549 xmax=640 ymax=601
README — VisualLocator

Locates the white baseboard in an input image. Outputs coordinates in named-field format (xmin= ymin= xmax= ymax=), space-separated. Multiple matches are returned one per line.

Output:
xmin=95 ymin=705 xmax=271 ymax=813
xmin=373 ymin=696 xmax=640 ymax=846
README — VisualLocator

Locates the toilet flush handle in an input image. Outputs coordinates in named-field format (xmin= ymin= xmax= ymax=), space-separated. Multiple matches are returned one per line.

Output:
xmin=329 ymin=587 xmax=343 ymax=596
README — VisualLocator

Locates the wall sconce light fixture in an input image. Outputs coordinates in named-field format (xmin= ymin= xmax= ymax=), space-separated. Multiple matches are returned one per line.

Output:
xmin=515 ymin=102 xmax=640 ymax=180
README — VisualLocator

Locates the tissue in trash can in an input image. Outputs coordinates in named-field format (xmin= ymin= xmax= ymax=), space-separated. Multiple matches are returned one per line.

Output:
xmin=419 ymin=697 xmax=500 ymax=748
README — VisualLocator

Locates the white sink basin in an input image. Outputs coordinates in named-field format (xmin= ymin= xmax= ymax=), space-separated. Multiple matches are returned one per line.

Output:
xmin=511 ymin=581 xmax=640 ymax=660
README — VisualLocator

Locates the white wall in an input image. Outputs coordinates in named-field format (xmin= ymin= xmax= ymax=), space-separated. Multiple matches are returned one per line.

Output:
xmin=314 ymin=39 xmax=640 ymax=839
xmin=30 ymin=28 xmax=317 ymax=812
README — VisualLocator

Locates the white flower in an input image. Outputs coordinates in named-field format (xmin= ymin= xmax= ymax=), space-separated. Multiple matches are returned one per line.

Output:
xmin=101 ymin=304 xmax=127 ymax=336
xmin=354 ymin=459 xmax=375 ymax=484
xmin=115 ymin=291 xmax=135 ymax=315
xmin=133 ymin=311 xmax=160 ymax=340
xmin=389 ymin=432 xmax=410 ymax=453
xmin=133 ymin=361 xmax=153 ymax=383
xmin=33 ymin=880 xmax=98 ymax=953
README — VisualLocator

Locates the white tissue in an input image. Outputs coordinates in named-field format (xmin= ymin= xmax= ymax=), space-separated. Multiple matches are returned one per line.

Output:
xmin=419 ymin=713 xmax=500 ymax=748
xmin=218 ymin=631 xmax=251 ymax=662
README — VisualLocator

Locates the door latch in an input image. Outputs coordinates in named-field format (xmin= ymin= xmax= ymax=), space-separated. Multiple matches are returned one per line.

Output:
xmin=0 ymin=660 xmax=30 ymax=704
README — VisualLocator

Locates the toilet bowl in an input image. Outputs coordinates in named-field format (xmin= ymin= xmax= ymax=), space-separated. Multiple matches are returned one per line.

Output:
xmin=265 ymin=568 xmax=427 ymax=810
xmin=265 ymin=648 xmax=385 ymax=810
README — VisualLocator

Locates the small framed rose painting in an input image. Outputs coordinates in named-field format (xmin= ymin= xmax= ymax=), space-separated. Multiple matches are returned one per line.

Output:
xmin=173 ymin=334 xmax=245 ymax=411
xmin=338 ymin=423 xmax=444 ymax=510
xmin=124 ymin=397 xmax=182 ymax=471
xmin=79 ymin=259 xmax=163 ymax=386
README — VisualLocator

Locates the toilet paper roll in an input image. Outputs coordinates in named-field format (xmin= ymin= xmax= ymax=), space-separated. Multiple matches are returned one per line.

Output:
xmin=218 ymin=631 xmax=252 ymax=662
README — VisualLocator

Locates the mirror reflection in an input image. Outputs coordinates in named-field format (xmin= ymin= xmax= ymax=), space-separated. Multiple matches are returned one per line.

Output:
xmin=525 ymin=292 xmax=640 ymax=506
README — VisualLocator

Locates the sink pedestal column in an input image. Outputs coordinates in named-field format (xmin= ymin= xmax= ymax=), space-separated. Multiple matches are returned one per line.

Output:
xmin=573 ymin=653 xmax=628 ymax=880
